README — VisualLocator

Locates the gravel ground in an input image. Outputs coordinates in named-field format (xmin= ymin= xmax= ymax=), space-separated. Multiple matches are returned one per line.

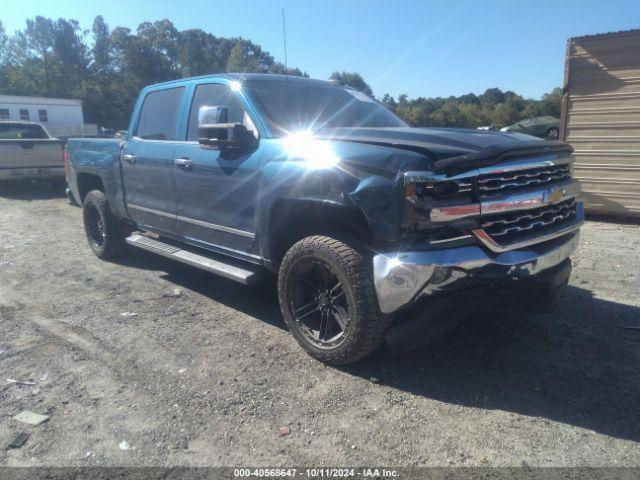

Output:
xmin=1 ymin=180 xmax=639 ymax=467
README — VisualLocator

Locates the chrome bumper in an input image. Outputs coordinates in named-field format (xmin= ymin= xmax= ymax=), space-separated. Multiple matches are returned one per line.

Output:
xmin=373 ymin=230 xmax=581 ymax=314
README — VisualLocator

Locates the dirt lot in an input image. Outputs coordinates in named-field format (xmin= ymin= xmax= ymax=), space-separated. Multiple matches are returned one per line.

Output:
xmin=1 ymin=181 xmax=639 ymax=467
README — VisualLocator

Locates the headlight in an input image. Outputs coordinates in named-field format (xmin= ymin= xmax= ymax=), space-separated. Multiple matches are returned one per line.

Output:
xmin=405 ymin=180 xmax=470 ymax=205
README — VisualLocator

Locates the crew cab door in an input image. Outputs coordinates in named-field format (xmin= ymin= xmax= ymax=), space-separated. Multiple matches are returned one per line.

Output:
xmin=172 ymin=82 xmax=261 ymax=255
xmin=122 ymin=86 xmax=186 ymax=234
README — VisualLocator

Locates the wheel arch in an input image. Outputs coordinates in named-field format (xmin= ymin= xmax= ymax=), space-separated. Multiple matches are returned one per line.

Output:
xmin=263 ymin=199 xmax=372 ymax=271
xmin=76 ymin=172 xmax=106 ymax=202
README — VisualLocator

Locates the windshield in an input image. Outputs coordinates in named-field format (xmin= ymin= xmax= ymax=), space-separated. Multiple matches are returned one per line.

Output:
xmin=0 ymin=123 xmax=49 ymax=139
xmin=243 ymin=79 xmax=407 ymax=136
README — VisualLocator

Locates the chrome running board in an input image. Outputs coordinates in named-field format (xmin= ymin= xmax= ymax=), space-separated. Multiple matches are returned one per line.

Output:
xmin=126 ymin=234 xmax=262 ymax=285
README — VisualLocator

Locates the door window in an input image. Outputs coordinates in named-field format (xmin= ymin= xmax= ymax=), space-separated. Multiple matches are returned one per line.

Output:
xmin=20 ymin=109 xmax=30 ymax=121
xmin=0 ymin=109 xmax=9 ymax=120
xmin=187 ymin=83 xmax=245 ymax=141
xmin=38 ymin=109 xmax=48 ymax=122
xmin=136 ymin=87 xmax=185 ymax=141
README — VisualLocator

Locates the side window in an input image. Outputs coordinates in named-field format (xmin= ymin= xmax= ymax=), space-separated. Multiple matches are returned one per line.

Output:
xmin=187 ymin=83 xmax=245 ymax=141
xmin=38 ymin=109 xmax=48 ymax=122
xmin=20 ymin=109 xmax=30 ymax=121
xmin=136 ymin=87 xmax=185 ymax=141
xmin=0 ymin=109 xmax=9 ymax=120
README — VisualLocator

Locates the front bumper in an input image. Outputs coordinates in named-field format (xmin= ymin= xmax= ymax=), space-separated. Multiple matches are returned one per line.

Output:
xmin=373 ymin=230 xmax=580 ymax=314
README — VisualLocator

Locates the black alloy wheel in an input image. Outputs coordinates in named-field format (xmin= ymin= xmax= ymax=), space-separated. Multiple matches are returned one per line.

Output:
xmin=278 ymin=235 xmax=388 ymax=365
xmin=85 ymin=203 xmax=106 ymax=249
xmin=82 ymin=189 xmax=128 ymax=260
xmin=289 ymin=258 xmax=351 ymax=349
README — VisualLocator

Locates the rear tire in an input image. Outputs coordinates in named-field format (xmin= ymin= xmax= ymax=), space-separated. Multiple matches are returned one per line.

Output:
xmin=546 ymin=127 xmax=559 ymax=140
xmin=82 ymin=189 xmax=128 ymax=260
xmin=278 ymin=235 xmax=388 ymax=365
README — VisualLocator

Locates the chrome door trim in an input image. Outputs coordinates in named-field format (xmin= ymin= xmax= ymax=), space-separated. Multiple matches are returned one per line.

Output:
xmin=127 ymin=204 xmax=255 ymax=239
xmin=176 ymin=215 xmax=255 ymax=239
xmin=182 ymin=235 xmax=262 ymax=261
xmin=128 ymin=203 xmax=175 ymax=218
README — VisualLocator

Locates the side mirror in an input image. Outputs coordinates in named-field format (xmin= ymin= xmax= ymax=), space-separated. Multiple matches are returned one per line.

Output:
xmin=198 ymin=105 xmax=256 ymax=151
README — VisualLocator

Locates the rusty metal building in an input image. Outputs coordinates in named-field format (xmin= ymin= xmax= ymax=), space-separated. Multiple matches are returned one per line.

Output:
xmin=561 ymin=29 xmax=640 ymax=218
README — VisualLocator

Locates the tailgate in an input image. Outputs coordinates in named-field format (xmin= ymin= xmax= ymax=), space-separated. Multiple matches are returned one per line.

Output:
xmin=0 ymin=140 xmax=63 ymax=169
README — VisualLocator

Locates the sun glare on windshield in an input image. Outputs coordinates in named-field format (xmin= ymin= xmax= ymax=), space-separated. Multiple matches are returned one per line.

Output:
xmin=283 ymin=131 xmax=340 ymax=169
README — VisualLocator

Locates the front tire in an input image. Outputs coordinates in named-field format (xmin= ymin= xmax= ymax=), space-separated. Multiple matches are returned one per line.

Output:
xmin=82 ymin=189 xmax=128 ymax=260
xmin=546 ymin=127 xmax=559 ymax=140
xmin=278 ymin=235 xmax=387 ymax=365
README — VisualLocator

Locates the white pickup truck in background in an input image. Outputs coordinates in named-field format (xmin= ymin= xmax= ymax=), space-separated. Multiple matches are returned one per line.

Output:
xmin=0 ymin=121 xmax=64 ymax=184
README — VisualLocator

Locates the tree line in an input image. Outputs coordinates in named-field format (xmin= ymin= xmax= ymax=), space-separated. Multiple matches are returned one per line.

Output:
xmin=0 ymin=16 xmax=561 ymax=130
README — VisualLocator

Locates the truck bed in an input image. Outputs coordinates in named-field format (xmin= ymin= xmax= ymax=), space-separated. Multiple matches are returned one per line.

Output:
xmin=66 ymin=137 xmax=125 ymax=215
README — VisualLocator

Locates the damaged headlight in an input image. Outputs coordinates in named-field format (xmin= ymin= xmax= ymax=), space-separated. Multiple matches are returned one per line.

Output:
xmin=402 ymin=172 xmax=479 ymax=239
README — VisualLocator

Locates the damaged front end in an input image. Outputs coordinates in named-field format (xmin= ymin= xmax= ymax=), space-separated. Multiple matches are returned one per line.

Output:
xmin=372 ymin=146 xmax=584 ymax=351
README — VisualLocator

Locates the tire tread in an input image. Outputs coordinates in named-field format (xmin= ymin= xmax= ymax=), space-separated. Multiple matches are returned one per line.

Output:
xmin=82 ymin=189 xmax=127 ymax=260
xmin=278 ymin=235 xmax=388 ymax=365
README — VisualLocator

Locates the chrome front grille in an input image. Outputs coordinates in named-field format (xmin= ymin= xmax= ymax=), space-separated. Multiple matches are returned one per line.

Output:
xmin=481 ymin=198 xmax=577 ymax=244
xmin=478 ymin=164 xmax=571 ymax=195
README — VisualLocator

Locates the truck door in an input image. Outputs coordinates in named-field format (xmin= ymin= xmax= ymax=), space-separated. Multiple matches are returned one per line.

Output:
xmin=173 ymin=82 xmax=261 ymax=255
xmin=121 ymin=86 xmax=186 ymax=235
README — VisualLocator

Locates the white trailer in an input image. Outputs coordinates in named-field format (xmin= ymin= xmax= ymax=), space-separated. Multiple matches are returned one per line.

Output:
xmin=0 ymin=95 xmax=84 ymax=140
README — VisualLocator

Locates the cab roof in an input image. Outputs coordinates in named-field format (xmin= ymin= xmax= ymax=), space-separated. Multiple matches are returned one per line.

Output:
xmin=149 ymin=73 xmax=333 ymax=89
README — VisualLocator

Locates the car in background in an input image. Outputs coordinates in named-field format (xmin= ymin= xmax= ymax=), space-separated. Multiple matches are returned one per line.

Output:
xmin=500 ymin=116 xmax=560 ymax=139
xmin=0 ymin=121 xmax=65 ymax=186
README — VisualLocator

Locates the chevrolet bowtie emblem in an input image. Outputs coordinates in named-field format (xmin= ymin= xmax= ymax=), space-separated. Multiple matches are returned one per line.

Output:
xmin=547 ymin=187 xmax=567 ymax=203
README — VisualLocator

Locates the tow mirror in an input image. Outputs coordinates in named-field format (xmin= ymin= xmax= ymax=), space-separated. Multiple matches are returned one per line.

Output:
xmin=198 ymin=105 xmax=256 ymax=151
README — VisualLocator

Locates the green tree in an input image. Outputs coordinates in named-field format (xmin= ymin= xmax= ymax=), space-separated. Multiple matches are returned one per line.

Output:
xmin=226 ymin=39 xmax=274 ymax=73
xmin=479 ymin=87 xmax=505 ymax=106
xmin=268 ymin=62 xmax=308 ymax=77
xmin=0 ymin=22 xmax=8 ymax=65
xmin=0 ymin=15 xmax=562 ymax=131
xmin=380 ymin=87 xmax=561 ymax=129
xmin=24 ymin=16 xmax=55 ymax=91
xmin=177 ymin=29 xmax=225 ymax=77
xmin=329 ymin=71 xmax=373 ymax=95
xmin=92 ymin=16 xmax=111 ymax=73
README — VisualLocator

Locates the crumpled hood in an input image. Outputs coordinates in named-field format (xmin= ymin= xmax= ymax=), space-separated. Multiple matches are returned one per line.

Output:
xmin=318 ymin=127 xmax=572 ymax=172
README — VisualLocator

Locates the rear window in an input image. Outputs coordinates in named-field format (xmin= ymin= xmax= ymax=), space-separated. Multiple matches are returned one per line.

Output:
xmin=0 ymin=124 xmax=49 ymax=139
xmin=136 ymin=87 xmax=185 ymax=141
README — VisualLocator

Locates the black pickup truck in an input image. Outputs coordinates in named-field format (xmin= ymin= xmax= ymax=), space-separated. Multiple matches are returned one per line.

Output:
xmin=66 ymin=74 xmax=584 ymax=364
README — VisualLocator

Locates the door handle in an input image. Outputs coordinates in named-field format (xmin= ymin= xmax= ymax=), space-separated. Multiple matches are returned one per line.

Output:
xmin=122 ymin=153 xmax=136 ymax=163
xmin=174 ymin=158 xmax=193 ymax=169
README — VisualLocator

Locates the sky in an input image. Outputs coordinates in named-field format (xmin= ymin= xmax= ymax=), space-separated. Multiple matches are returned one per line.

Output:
xmin=2 ymin=0 xmax=639 ymax=100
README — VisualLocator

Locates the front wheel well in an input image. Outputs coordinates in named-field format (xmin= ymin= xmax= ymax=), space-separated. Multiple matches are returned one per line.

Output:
xmin=267 ymin=200 xmax=372 ymax=268
xmin=76 ymin=173 xmax=105 ymax=202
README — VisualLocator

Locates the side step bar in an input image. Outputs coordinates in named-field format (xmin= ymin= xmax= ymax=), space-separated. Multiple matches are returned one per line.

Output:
xmin=125 ymin=234 xmax=262 ymax=285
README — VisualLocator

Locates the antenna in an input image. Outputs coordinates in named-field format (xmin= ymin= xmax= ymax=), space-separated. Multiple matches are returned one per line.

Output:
xmin=281 ymin=8 xmax=288 ymax=69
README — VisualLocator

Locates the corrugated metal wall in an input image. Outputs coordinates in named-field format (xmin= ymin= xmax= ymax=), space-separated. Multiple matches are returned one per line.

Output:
xmin=561 ymin=29 xmax=640 ymax=217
